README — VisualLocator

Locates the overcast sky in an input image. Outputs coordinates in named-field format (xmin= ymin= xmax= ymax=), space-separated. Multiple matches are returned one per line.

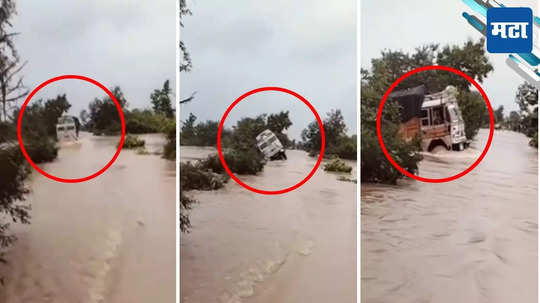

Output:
xmin=180 ymin=0 xmax=356 ymax=141
xmin=362 ymin=0 xmax=538 ymax=113
xmin=12 ymin=0 xmax=175 ymax=117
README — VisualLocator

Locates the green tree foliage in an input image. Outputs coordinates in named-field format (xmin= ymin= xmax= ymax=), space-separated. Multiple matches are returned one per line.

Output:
xmin=151 ymin=80 xmax=174 ymax=118
xmin=361 ymin=39 xmax=493 ymax=183
xmin=181 ymin=111 xmax=292 ymax=150
xmin=515 ymin=82 xmax=538 ymax=147
xmin=301 ymin=109 xmax=357 ymax=160
xmin=87 ymin=86 xmax=128 ymax=135
xmin=0 ymin=146 xmax=30 ymax=265
xmin=494 ymin=105 xmax=504 ymax=126
xmin=42 ymin=94 xmax=71 ymax=136
xmin=505 ymin=110 xmax=521 ymax=132
xmin=458 ymin=90 xmax=490 ymax=139
xmin=267 ymin=111 xmax=293 ymax=147
xmin=180 ymin=113 xmax=220 ymax=146
xmin=13 ymin=95 xmax=69 ymax=162
xmin=179 ymin=0 xmax=193 ymax=232
xmin=361 ymin=72 xmax=422 ymax=184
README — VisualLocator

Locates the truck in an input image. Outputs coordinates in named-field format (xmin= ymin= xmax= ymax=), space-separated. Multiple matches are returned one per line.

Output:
xmin=255 ymin=129 xmax=287 ymax=160
xmin=391 ymin=85 xmax=468 ymax=152
xmin=56 ymin=115 xmax=80 ymax=142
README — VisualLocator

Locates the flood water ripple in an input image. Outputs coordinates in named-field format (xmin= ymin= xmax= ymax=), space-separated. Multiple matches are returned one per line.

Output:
xmin=180 ymin=148 xmax=357 ymax=303
xmin=362 ymin=129 xmax=538 ymax=303
xmin=0 ymin=133 xmax=175 ymax=303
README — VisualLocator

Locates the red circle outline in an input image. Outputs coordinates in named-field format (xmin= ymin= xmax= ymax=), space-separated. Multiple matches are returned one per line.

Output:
xmin=17 ymin=75 xmax=125 ymax=183
xmin=217 ymin=87 xmax=325 ymax=195
xmin=376 ymin=65 xmax=494 ymax=183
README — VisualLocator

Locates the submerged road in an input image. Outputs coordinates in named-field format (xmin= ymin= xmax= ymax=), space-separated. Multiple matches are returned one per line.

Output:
xmin=362 ymin=129 xmax=538 ymax=303
xmin=180 ymin=148 xmax=357 ymax=303
xmin=0 ymin=133 xmax=175 ymax=303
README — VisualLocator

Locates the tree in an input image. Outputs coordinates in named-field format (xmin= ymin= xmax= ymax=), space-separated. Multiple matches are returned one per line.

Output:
xmin=86 ymin=86 xmax=127 ymax=134
xmin=43 ymin=94 xmax=71 ymax=136
xmin=0 ymin=1 xmax=28 ymax=122
xmin=180 ymin=0 xmax=192 ymax=73
xmin=151 ymin=80 xmax=174 ymax=118
xmin=301 ymin=109 xmax=356 ymax=159
xmin=505 ymin=110 xmax=521 ymax=132
xmin=266 ymin=111 xmax=292 ymax=147
xmin=180 ymin=0 xmax=193 ymax=233
xmin=494 ymin=105 xmax=504 ymax=125
xmin=515 ymin=82 xmax=538 ymax=146
xmin=458 ymin=90 xmax=490 ymax=139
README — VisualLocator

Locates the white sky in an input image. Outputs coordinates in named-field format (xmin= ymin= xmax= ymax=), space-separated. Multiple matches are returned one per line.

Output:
xmin=180 ymin=0 xmax=357 ymax=140
xmin=12 ymin=0 xmax=175 ymax=117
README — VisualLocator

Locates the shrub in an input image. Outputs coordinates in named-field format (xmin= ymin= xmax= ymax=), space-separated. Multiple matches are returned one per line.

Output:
xmin=162 ymin=119 xmax=176 ymax=160
xmin=26 ymin=137 xmax=58 ymax=163
xmin=123 ymin=135 xmax=145 ymax=149
xmin=301 ymin=110 xmax=357 ymax=160
xmin=337 ymin=176 xmax=357 ymax=183
xmin=0 ymin=146 xmax=31 ymax=263
xmin=199 ymin=150 xmax=265 ymax=175
xmin=180 ymin=190 xmax=196 ymax=233
xmin=222 ymin=149 xmax=265 ymax=175
xmin=180 ymin=161 xmax=229 ymax=191
xmin=324 ymin=158 xmax=352 ymax=173
xmin=326 ymin=135 xmax=357 ymax=160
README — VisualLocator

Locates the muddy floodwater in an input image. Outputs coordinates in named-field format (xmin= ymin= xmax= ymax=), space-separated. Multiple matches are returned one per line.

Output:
xmin=180 ymin=147 xmax=357 ymax=303
xmin=362 ymin=129 xmax=538 ymax=303
xmin=0 ymin=133 xmax=175 ymax=303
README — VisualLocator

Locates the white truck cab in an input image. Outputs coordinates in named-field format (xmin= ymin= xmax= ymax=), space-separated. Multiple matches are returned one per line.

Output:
xmin=256 ymin=129 xmax=287 ymax=160
xmin=420 ymin=86 xmax=467 ymax=151
xmin=56 ymin=115 xmax=79 ymax=141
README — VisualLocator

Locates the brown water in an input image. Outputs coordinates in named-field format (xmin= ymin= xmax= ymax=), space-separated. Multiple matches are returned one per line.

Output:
xmin=0 ymin=133 xmax=175 ymax=303
xmin=362 ymin=129 xmax=538 ymax=303
xmin=180 ymin=148 xmax=357 ymax=303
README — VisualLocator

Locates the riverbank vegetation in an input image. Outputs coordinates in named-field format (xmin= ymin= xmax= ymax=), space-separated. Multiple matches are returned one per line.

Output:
xmin=123 ymin=134 xmax=145 ymax=149
xmin=361 ymin=38 xmax=493 ymax=184
xmin=324 ymin=158 xmax=352 ymax=173
xmin=301 ymin=109 xmax=357 ymax=160
xmin=80 ymin=80 xmax=176 ymax=158
xmin=500 ymin=82 xmax=538 ymax=147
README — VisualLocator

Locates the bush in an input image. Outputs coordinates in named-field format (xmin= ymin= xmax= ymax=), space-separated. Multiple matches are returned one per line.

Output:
xmin=301 ymin=110 xmax=357 ymax=160
xmin=326 ymin=135 xmax=357 ymax=160
xmin=180 ymin=190 xmax=196 ymax=233
xmin=180 ymin=161 xmax=229 ymax=191
xmin=26 ymin=137 xmax=58 ymax=163
xmin=337 ymin=176 xmax=357 ymax=183
xmin=0 ymin=146 xmax=31 ymax=263
xmin=123 ymin=135 xmax=145 ymax=149
xmin=199 ymin=150 xmax=265 ymax=175
xmin=324 ymin=158 xmax=352 ymax=173
xmin=162 ymin=119 xmax=176 ymax=160
xmin=361 ymin=83 xmax=423 ymax=184
xmin=222 ymin=149 xmax=265 ymax=175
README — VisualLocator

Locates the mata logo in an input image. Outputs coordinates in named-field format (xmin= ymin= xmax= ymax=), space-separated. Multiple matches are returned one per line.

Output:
xmin=487 ymin=7 xmax=533 ymax=53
